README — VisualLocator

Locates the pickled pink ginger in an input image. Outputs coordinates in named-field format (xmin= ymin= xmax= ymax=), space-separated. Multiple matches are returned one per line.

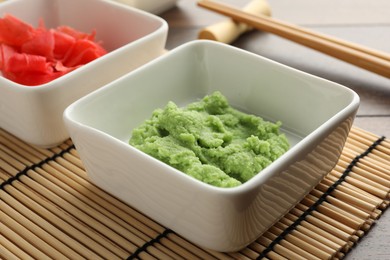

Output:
xmin=0 ymin=14 xmax=107 ymax=86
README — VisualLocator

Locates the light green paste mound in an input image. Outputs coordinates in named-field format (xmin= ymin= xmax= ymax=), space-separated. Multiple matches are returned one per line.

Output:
xmin=129 ymin=91 xmax=290 ymax=188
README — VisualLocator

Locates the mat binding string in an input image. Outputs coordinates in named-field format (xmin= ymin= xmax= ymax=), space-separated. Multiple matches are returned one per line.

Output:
xmin=0 ymin=144 xmax=75 ymax=191
xmin=127 ymin=229 xmax=174 ymax=259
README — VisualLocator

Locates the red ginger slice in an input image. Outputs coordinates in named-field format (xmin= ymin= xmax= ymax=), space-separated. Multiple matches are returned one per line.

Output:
xmin=21 ymin=27 xmax=55 ymax=60
xmin=56 ymin=25 xmax=96 ymax=41
xmin=7 ymin=52 xmax=50 ymax=73
xmin=0 ymin=14 xmax=34 ymax=46
xmin=62 ymin=38 xmax=107 ymax=67
xmin=52 ymin=29 xmax=76 ymax=60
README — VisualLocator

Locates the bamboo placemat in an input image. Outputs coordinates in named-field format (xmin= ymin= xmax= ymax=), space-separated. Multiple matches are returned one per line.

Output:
xmin=0 ymin=126 xmax=389 ymax=260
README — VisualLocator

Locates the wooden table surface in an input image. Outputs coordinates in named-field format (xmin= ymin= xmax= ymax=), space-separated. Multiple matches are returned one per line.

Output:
xmin=160 ymin=1 xmax=390 ymax=259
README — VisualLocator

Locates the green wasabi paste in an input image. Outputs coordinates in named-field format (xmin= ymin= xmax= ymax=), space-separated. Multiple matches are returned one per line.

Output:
xmin=129 ymin=91 xmax=290 ymax=188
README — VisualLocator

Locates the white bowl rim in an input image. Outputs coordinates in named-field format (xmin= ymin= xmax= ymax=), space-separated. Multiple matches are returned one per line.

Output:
xmin=64 ymin=40 xmax=360 ymax=194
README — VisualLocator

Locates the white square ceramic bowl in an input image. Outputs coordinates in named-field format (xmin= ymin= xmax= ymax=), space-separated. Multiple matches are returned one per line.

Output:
xmin=64 ymin=40 xmax=359 ymax=252
xmin=0 ymin=0 xmax=167 ymax=148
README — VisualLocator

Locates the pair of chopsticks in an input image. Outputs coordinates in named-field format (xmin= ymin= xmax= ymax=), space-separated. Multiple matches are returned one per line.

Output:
xmin=197 ymin=0 xmax=390 ymax=79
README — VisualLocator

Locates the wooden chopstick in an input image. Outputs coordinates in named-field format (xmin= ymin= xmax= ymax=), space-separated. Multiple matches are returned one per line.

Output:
xmin=197 ymin=0 xmax=390 ymax=79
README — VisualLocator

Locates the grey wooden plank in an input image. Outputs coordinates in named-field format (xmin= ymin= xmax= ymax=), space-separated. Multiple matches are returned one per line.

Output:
xmin=270 ymin=0 xmax=390 ymax=25
xmin=353 ymin=117 xmax=390 ymax=137
xmin=163 ymin=0 xmax=390 ymax=27
xmin=345 ymin=210 xmax=390 ymax=260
